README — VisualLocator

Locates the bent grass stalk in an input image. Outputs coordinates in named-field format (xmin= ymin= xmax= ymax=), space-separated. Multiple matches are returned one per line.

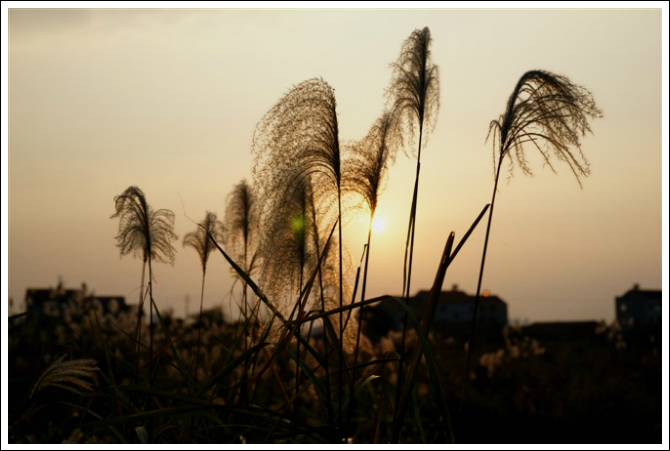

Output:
xmin=462 ymin=70 xmax=601 ymax=409
xmin=392 ymin=203 xmax=489 ymax=442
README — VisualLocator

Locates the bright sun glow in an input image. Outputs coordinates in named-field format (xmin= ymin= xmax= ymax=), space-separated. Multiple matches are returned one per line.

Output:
xmin=371 ymin=215 xmax=387 ymax=234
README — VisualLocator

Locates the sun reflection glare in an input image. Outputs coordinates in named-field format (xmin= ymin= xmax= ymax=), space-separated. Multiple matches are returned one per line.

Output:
xmin=372 ymin=215 xmax=386 ymax=234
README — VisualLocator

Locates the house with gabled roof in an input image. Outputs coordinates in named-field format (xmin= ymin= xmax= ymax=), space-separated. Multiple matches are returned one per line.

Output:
xmin=360 ymin=284 xmax=508 ymax=342
xmin=616 ymin=283 xmax=661 ymax=329
xmin=411 ymin=284 xmax=508 ymax=325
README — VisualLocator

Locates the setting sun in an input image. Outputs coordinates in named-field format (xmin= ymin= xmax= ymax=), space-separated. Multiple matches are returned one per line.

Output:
xmin=372 ymin=215 xmax=387 ymax=234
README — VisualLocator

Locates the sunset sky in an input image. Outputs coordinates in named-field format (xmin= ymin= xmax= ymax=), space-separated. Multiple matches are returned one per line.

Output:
xmin=4 ymin=5 xmax=667 ymax=324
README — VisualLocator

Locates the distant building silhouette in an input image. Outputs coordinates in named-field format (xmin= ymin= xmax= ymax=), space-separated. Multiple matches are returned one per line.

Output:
xmin=616 ymin=283 xmax=661 ymax=329
xmin=25 ymin=280 xmax=130 ymax=319
xmin=188 ymin=306 xmax=225 ymax=327
xmin=361 ymin=284 xmax=508 ymax=342
xmin=412 ymin=285 xmax=508 ymax=325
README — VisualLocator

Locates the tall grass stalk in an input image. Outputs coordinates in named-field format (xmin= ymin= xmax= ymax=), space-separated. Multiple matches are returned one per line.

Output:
xmin=183 ymin=212 xmax=222 ymax=390
xmin=392 ymin=203 xmax=489 ymax=442
xmin=111 ymin=186 xmax=177 ymax=386
xmin=345 ymin=111 xmax=400 ymax=431
xmin=462 ymin=70 xmax=601 ymax=408
xmin=308 ymin=185 xmax=334 ymax=424
xmin=224 ymin=180 xmax=259 ymax=353
xmin=252 ymin=78 xmax=346 ymax=435
xmin=386 ymin=26 xmax=440 ymax=419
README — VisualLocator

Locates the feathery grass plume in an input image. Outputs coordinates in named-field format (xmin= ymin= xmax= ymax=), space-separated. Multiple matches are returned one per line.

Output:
xmin=387 ymin=27 xmax=440 ymax=158
xmin=183 ymin=211 xmax=222 ymax=388
xmin=251 ymin=77 xmax=343 ymax=302
xmin=252 ymin=77 xmax=348 ymax=430
xmin=344 ymin=110 xmax=401 ymax=419
xmin=386 ymin=26 xmax=440 ymax=418
xmin=183 ymin=211 xmax=221 ymax=274
xmin=259 ymin=176 xmax=316 ymax=322
xmin=388 ymin=26 xmax=440 ymax=299
xmin=346 ymin=111 xmax=401 ymax=216
xmin=111 ymin=186 xmax=178 ymax=265
xmin=224 ymin=180 xmax=260 ymax=336
xmin=463 ymin=69 xmax=602 ymax=408
xmin=223 ymin=180 xmax=263 ymax=408
xmin=111 ymin=186 xmax=177 ymax=385
xmin=30 ymin=355 xmax=99 ymax=399
xmin=300 ymin=177 xmax=344 ymax=335
xmin=487 ymin=70 xmax=602 ymax=184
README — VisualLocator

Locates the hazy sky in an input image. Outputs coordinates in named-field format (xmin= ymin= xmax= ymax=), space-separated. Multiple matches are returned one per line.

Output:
xmin=5 ymin=6 xmax=666 ymax=323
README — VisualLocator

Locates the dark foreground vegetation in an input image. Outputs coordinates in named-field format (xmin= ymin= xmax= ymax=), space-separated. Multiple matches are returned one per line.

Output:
xmin=8 ymin=305 xmax=661 ymax=444
xmin=9 ymin=24 xmax=647 ymax=445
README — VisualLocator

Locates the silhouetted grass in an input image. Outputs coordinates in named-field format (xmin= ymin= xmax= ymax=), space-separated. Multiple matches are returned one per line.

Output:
xmin=111 ymin=186 xmax=178 ymax=387
xmin=462 ymin=70 xmax=602 ymax=409
xmin=224 ymin=179 xmax=259 ymax=335
xmin=385 ymin=27 xmax=441 ymax=420
xmin=344 ymin=110 xmax=402 ymax=431
xmin=7 ymin=29 xmax=618 ymax=446
xmin=252 ymin=77 xmax=349 ymax=434
xmin=183 ymin=211 xmax=222 ymax=389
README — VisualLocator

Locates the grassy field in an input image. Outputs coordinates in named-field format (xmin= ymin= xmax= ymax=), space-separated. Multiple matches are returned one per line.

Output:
xmin=7 ymin=24 xmax=638 ymax=446
xmin=7 ymin=301 xmax=661 ymax=444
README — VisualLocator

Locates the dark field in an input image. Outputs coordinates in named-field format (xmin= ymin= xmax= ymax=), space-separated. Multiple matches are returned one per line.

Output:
xmin=7 ymin=303 xmax=661 ymax=444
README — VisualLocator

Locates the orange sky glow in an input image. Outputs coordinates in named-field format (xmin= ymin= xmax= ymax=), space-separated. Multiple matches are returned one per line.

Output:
xmin=4 ymin=6 xmax=667 ymax=325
